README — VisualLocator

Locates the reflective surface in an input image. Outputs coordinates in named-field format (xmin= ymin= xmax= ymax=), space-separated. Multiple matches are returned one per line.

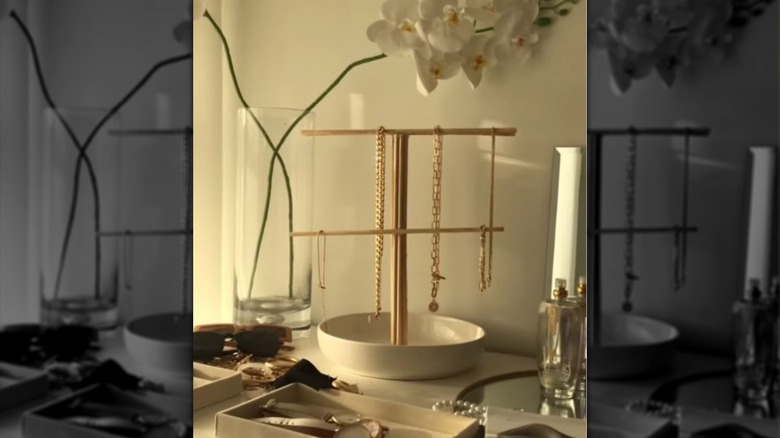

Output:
xmin=457 ymin=371 xmax=586 ymax=419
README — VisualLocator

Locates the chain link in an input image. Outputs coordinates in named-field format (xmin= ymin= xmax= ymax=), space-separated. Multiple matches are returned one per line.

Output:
xmin=623 ymin=132 xmax=638 ymax=312
xmin=429 ymin=126 xmax=444 ymax=312
xmin=479 ymin=226 xmax=487 ymax=293
xmin=374 ymin=127 xmax=386 ymax=319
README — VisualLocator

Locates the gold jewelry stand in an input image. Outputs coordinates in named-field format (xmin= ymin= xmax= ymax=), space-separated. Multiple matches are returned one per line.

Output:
xmin=293 ymin=127 xmax=516 ymax=346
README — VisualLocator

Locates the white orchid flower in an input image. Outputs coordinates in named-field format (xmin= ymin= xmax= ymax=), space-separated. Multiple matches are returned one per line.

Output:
xmin=413 ymin=49 xmax=461 ymax=95
xmin=489 ymin=5 xmax=539 ymax=63
xmin=418 ymin=0 xmax=474 ymax=53
xmin=464 ymin=0 xmax=536 ymax=26
xmin=459 ymin=34 xmax=496 ymax=89
xmin=367 ymin=0 xmax=428 ymax=57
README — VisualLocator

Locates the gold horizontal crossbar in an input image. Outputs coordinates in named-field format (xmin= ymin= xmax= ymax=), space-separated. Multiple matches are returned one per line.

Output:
xmin=292 ymin=226 xmax=504 ymax=238
xmin=301 ymin=128 xmax=517 ymax=137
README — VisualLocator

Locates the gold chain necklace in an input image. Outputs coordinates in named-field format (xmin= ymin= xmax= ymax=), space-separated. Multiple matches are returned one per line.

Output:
xmin=429 ymin=126 xmax=445 ymax=312
xmin=373 ymin=127 xmax=386 ymax=320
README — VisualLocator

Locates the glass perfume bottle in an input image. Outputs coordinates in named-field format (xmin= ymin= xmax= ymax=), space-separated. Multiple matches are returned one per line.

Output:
xmin=567 ymin=276 xmax=587 ymax=395
xmin=537 ymin=278 xmax=585 ymax=399
xmin=732 ymin=278 xmax=775 ymax=404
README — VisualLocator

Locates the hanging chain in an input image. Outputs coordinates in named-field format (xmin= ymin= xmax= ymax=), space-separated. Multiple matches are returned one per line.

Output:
xmin=678 ymin=132 xmax=691 ymax=289
xmin=373 ymin=127 xmax=386 ymax=320
xmin=123 ymin=230 xmax=134 ymax=291
xmin=317 ymin=230 xmax=328 ymax=329
xmin=181 ymin=128 xmax=193 ymax=314
xmin=623 ymin=131 xmax=638 ymax=313
xmin=672 ymin=228 xmax=681 ymax=292
xmin=479 ymin=225 xmax=487 ymax=293
xmin=487 ymin=128 xmax=496 ymax=289
xmin=429 ymin=126 xmax=445 ymax=313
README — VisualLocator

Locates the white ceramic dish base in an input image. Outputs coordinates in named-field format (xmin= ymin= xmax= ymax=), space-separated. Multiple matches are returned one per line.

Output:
xmin=589 ymin=313 xmax=679 ymax=380
xmin=124 ymin=312 xmax=192 ymax=374
xmin=318 ymin=312 xmax=485 ymax=380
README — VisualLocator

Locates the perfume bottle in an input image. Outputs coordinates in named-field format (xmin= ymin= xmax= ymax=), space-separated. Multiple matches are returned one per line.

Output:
xmin=537 ymin=279 xmax=585 ymax=399
xmin=567 ymin=276 xmax=587 ymax=395
xmin=769 ymin=276 xmax=779 ymax=417
xmin=732 ymin=278 xmax=775 ymax=404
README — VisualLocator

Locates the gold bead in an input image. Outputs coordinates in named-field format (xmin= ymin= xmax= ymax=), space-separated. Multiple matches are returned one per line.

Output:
xmin=429 ymin=301 xmax=439 ymax=312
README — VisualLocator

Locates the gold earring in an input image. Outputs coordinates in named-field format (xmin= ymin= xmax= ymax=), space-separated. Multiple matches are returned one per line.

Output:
xmin=373 ymin=126 xmax=386 ymax=321
xmin=487 ymin=127 xmax=496 ymax=289
xmin=479 ymin=225 xmax=487 ymax=294
xmin=317 ymin=230 xmax=328 ymax=330
xmin=430 ymin=125 xmax=444 ymax=313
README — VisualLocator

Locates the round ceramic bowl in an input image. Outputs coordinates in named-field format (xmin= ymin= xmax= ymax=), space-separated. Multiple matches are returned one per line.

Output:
xmin=588 ymin=312 xmax=679 ymax=380
xmin=124 ymin=313 xmax=192 ymax=374
xmin=318 ymin=312 xmax=485 ymax=380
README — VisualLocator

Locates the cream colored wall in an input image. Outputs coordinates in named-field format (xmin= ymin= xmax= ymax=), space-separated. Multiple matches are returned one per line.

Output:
xmin=588 ymin=0 xmax=778 ymax=354
xmin=194 ymin=0 xmax=586 ymax=356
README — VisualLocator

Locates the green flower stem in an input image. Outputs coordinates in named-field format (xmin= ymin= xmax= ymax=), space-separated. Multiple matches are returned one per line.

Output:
xmin=206 ymin=11 xmax=297 ymax=299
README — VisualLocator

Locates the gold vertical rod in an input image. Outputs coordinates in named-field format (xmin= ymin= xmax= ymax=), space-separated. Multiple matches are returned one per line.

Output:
xmin=390 ymin=134 xmax=409 ymax=346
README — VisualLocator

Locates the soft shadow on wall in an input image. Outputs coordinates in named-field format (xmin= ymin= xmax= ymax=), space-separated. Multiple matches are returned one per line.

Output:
xmin=588 ymin=0 xmax=779 ymax=355
xmin=193 ymin=0 xmax=587 ymax=356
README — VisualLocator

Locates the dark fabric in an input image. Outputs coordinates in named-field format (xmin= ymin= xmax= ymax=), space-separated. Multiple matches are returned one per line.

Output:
xmin=272 ymin=359 xmax=335 ymax=391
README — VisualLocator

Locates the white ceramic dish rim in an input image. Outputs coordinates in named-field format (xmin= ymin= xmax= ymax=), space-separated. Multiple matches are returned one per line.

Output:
xmin=318 ymin=312 xmax=486 ymax=349
xmin=596 ymin=313 xmax=680 ymax=349
xmin=124 ymin=312 xmax=192 ymax=348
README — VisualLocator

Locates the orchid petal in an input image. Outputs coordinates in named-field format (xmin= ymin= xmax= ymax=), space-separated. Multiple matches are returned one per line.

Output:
xmin=427 ymin=18 xmax=474 ymax=52
xmin=462 ymin=64 xmax=483 ymax=88
xmin=460 ymin=36 xmax=493 ymax=89
xmin=414 ymin=51 xmax=439 ymax=95
xmin=419 ymin=0 xmax=455 ymax=19
xmin=367 ymin=20 xmax=394 ymax=42
xmin=464 ymin=0 xmax=501 ymax=24
xmin=438 ymin=53 xmax=462 ymax=79
xmin=382 ymin=0 xmax=419 ymax=22
xmin=607 ymin=48 xmax=632 ymax=94
xmin=464 ymin=7 xmax=499 ymax=24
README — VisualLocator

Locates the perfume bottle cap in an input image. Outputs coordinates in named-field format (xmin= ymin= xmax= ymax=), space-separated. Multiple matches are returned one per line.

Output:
xmin=576 ymin=276 xmax=587 ymax=297
xmin=553 ymin=278 xmax=568 ymax=300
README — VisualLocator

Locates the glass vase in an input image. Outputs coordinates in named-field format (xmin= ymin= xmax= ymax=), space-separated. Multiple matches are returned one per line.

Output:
xmin=40 ymin=107 xmax=122 ymax=330
xmin=234 ymin=107 xmax=314 ymax=338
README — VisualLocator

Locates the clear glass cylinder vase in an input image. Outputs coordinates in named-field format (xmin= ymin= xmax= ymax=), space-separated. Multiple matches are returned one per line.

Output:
xmin=40 ymin=107 xmax=122 ymax=330
xmin=234 ymin=107 xmax=314 ymax=338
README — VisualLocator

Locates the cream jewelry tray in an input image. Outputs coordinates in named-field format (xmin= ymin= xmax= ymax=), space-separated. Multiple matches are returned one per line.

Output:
xmin=0 ymin=361 xmax=48 ymax=410
xmin=216 ymin=383 xmax=479 ymax=438
xmin=193 ymin=362 xmax=243 ymax=411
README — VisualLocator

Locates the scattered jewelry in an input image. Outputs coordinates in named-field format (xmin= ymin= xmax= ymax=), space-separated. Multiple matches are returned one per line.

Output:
xmin=432 ymin=400 xmax=487 ymax=425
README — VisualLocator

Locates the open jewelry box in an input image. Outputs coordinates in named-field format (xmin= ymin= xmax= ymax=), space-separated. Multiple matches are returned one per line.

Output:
xmin=193 ymin=362 xmax=243 ymax=410
xmin=22 ymin=383 xmax=192 ymax=438
xmin=216 ymin=383 xmax=480 ymax=438
xmin=0 ymin=361 xmax=49 ymax=410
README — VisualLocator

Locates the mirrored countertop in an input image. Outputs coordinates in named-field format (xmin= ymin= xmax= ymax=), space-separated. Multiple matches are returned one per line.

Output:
xmin=588 ymin=351 xmax=778 ymax=438
xmin=457 ymin=371 xmax=586 ymax=419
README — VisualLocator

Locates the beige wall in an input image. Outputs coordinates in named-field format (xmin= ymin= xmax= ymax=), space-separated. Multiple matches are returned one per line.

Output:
xmin=194 ymin=0 xmax=586 ymax=355
xmin=588 ymin=0 xmax=778 ymax=354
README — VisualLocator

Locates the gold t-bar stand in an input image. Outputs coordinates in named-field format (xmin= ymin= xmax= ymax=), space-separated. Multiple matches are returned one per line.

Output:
xmin=292 ymin=127 xmax=516 ymax=345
